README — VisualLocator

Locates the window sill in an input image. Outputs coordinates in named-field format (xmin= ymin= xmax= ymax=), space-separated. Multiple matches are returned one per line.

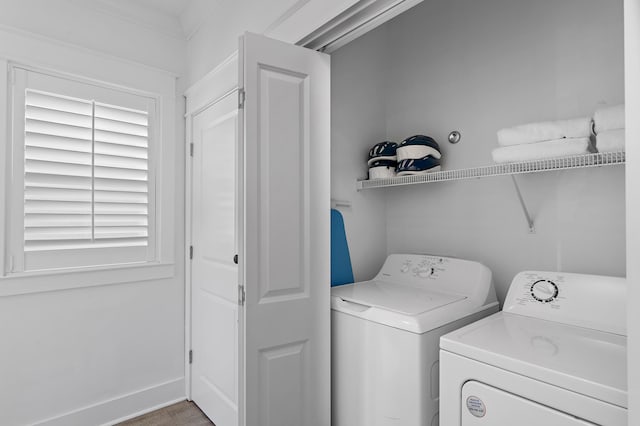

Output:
xmin=0 ymin=261 xmax=175 ymax=297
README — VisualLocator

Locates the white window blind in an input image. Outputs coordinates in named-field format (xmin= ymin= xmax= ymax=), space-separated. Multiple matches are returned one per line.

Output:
xmin=24 ymin=89 xmax=149 ymax=252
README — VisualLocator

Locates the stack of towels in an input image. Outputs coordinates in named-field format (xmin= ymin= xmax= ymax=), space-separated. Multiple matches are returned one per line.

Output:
xmin=492 ymin=117 xmax=594 ymax=163
xmin=492 ymin=104 xmax=626 ymax=164
xmin=593 ymin=104 xmax=625 ymax=153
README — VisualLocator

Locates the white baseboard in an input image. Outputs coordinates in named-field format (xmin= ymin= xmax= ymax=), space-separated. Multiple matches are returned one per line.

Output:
xmin=33 ymin=378 xmax=186 ymax=426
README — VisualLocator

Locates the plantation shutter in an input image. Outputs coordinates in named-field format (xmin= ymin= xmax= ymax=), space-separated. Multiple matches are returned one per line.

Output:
xmin=93 ymin=102 xmax=149 ymax=247
xmin=24 ymin=90 xmax=149 ymax=252
xmin=24 ymin=90 xmax=94 ymax=251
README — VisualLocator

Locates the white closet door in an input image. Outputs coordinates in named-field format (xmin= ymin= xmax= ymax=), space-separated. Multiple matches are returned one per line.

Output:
xmin=191 ymin=92 xmax=239 ymax=426
xmin=239 ymin=32 xmax=331 ymax=426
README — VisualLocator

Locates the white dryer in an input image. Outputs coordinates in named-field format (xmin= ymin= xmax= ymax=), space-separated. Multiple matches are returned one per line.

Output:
xmin=331 ymin=254 xmax=498 ymax=426
xmin=440 ymin=271 xmax=627 ymax=426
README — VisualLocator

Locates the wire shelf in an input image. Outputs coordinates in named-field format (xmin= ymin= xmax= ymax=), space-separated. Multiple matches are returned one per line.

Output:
xmin=357 ymin=151 xmax=626 ymax=191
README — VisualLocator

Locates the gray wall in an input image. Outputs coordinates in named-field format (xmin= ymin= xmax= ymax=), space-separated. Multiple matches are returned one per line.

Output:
xmin=332 ymin=0 xmax=625 ymax=301
xmin=331 ymin=25 xmax=390 ymax=281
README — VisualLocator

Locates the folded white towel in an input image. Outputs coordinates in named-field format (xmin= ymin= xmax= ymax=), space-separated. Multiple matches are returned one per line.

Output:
xmin=594 ymin=104 xmax=625 ymax=134
xmin=596 ymin=129 xmax=625 ymax=153
xmin=492 ymin=137 xmax=593 ymax=163
xmin=497 ymin=117 xmax=592 ymax=146
xmin=368 ymin=164 xmax=396 ymax=179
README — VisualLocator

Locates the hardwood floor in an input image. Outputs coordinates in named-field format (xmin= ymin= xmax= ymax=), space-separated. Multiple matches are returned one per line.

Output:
xmin=118 ymin=401 xmax=214 ymax=426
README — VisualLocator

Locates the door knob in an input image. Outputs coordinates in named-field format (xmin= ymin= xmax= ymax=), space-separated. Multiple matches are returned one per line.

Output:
xmin=234 ymin=254 xmax=238 ymax=264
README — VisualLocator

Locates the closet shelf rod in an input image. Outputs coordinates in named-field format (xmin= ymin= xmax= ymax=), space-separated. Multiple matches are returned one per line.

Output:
xmin=356 ymin=151 xmax=626 ymax=190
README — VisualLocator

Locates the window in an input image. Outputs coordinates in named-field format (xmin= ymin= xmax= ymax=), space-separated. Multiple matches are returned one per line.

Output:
xmin=8 ymin=67 xmax=158 ymax=273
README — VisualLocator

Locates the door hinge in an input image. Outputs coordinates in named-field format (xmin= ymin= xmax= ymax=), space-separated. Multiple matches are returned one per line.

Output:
xmin=190 ymin=142 xmax=194 ymax=157
xmin=238 ymin=89 xmax=245 ymax=109
xmin=189 ymin=245 xmax=193 ymax=260
xmin=189 ymin=350 xmax=193 ymax=364
xmin=238 ymin=285 xmax=245 ymax=305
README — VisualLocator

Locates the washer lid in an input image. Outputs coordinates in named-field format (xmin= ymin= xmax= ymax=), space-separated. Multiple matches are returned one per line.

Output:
xmin=332 ymin=280 xmax=465 ymax=316
xmin=440 ymin=312 xmax=627 ymax=408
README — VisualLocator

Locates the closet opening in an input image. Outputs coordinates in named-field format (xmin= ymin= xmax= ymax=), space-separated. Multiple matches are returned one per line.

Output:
xmin=327 ymin=0 xmax=625 ymax=299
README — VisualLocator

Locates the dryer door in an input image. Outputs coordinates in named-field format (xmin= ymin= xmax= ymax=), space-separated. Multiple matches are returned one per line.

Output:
xmin=461 ymin=381 xmax=595 ymax=425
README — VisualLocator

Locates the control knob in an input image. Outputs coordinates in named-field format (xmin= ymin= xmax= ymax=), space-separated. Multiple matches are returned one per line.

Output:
xmin=415 ymin=267 xmax=435 ymax=278
xmin=530 ymin=279 xmax=559 ymax=303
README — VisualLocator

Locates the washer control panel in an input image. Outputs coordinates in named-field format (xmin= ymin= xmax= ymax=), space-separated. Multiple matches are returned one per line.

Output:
xmin=503 ymin=271 xmax=626 ymax=335
xmin=398 ymin=255 xmax=448 ymax=279
xmin=373 ymin=254 xmax=494 ymax=300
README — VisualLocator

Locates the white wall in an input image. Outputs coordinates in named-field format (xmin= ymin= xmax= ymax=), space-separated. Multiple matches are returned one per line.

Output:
xmin=0 ymin=0 xmax=185 ymax=76
xmin=0 ymin=279 xmax=185 ymax=425
xmin=331 ymin=26 xmax=390 ymax=281
xmin=625 ymin=0 xmax=640 ymax=423
xmin=332 ymin=0 xmax=625 ymax=300
xmin=0 ymin=2 xmax=187 ymax=425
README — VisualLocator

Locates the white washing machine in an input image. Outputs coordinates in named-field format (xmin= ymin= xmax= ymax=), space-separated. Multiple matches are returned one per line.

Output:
xmin=440 ymin=271 xmax=627 ymax=426
xmin=331 ymin=254 xmax=498 ymax=426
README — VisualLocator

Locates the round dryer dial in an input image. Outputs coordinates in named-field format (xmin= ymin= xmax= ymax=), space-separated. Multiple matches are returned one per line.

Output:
xmin=530 ymin=279 xmax=559 ymax=303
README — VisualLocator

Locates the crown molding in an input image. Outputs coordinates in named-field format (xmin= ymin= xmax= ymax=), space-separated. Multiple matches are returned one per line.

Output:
xmin=68 ymin=0 xmax=187 ymax=41
xmin=179 ymin=0 xmax=214 ymax=41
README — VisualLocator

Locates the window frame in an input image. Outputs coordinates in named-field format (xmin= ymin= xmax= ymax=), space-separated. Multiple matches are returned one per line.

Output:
xmin=3 ymin=62 xmax=168 ymax=281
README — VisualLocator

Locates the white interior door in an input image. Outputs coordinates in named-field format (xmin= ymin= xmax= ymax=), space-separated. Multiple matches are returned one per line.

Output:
xmin=239 ymin=32 xmax=331 ymax=426
xmin=191 ymin=91 xmax=239 ymax=426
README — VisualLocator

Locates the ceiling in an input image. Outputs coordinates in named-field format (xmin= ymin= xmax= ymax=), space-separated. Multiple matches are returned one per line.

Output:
xmin=83 ymin=0 xmax=200 ymax=40
xmin=127 ymin=0 xmax=193 ymax=18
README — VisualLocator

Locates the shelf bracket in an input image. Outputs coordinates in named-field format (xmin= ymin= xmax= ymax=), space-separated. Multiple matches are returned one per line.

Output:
xmin=510 ymin=175 xmax=535 ymax=233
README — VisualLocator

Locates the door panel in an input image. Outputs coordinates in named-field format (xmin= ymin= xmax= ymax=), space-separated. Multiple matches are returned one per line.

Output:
xmin=257 ymin=67 xmax=308 ymax=302
xmin=191 ymin=92 xmax=239 ymax=426
xmin=241 ymin=32 xmax=331 ymax=426
xmin=258 ymin=341 xmax=307 ymax=424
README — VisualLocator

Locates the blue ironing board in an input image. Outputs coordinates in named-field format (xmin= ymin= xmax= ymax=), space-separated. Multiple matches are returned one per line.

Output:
xmin=331 ymin=209 xmax=354 ymax=286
